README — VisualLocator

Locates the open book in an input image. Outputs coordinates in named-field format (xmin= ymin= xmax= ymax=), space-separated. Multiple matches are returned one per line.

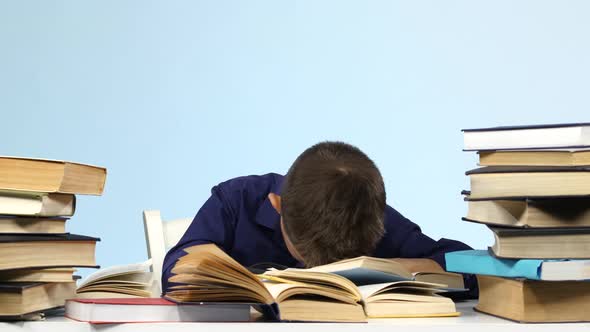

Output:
xmin=308 ymin=256 xmax=465 ymax=289
xmin=165 ymin=244 xmax=458 ymax=322
xmin=76 ymin=260 xmax=156 ymax=298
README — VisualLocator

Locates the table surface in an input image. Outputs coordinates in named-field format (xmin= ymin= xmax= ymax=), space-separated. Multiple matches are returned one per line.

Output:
xmin=2 ymin=301 xmax=590 ymax=332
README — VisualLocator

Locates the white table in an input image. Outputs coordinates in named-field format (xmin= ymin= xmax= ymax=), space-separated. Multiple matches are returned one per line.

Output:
xmin=2 ymin=301 xmax=590 ymax=332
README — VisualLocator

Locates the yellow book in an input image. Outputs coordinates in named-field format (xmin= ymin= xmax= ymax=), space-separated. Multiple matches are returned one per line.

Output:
xmin=0 ymin=156 xmax=106 ymax=195
xmin=478 ymin=150 xmax=590 ymax=166
xmin=477 ymin=275 xmax=590 ymax=323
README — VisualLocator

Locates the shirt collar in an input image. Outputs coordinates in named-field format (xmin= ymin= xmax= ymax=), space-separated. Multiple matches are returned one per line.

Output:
xmin=254 ymin=173 xmax=283 ymax=230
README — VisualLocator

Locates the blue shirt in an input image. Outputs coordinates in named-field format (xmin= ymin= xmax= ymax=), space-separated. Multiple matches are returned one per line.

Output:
xmin=162 ymin=173 xmax=478 ymax=297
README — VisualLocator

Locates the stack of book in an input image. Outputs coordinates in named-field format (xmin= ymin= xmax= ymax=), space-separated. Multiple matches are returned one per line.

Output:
xmin=447 ymin=123 xmax=590 ymax=323
xmin=0 ymin=156 xmax=105 ymax=320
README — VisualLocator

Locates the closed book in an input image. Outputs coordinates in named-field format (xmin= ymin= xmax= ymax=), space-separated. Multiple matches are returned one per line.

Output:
xmin=0 ymin=281 xmax=76 ymax=317
xmin=0 ymin=192 xmax=75 ymax=217
xmin=0 ymin=268 xmax=75 ymax=283
xmin=0 ymin=156 xmax=106 ymax=195
xmin=0 ymin=234 xmax=99 ymax=271
xmin=65 ymin=298 xmax=251 ymax=323
xmin=0 ymin=216 xmax=68 ymax=234
xmin=463 ymin=122 xmax=590 ymax=151
xmin=478 ymin=149 xmax=590 ymax=166
xmin=489 ymin=226 xmax=590 ymax=259
xmin=476 ymin=275 xmax=590 ymax=323
xmin=446 ymin=250 xmax=590 ymax=281
xmin=466 ymin=166 xmax=590 ymax=199
xmin=463 ymin=196 xmax=590 ymax=228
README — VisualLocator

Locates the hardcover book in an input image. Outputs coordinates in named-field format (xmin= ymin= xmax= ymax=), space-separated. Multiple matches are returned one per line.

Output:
xmin=463 ymin=196 xmax=590 ymax=228
xmin=0 ymin=192 xmax=75 ymax=217
xmin=0 ymin=156 xmax=106 ymax=195
xmin=65 ymin=298 xmax=251 ymax=323
xmin=476 ymin=275 xmax=590 ymax=323
xmin=478 ymin=149 xmax=590 ymax=166
xmin=466 ymin=166 xmax=590 ymax=199
xmin=0 ymin=282 xmax=76 ymax=317
xmin=489 ymin=226 xmax=590 ymax=259
xmin=463 ymin=123 xmax=590 ymax=151
xmin=0 ymin=216 xmax=69 ymax=234
xmin=0 ymin=233 xmax=99 ymax=271
xmin=0 ymin=268 xmax=76 ymax=283
xmin=446 ymin=250 xmax=590 ymax=281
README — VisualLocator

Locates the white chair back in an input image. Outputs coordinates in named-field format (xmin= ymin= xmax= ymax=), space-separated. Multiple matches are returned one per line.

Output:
xmin=143 ymin=210 xmax=192 ymax=295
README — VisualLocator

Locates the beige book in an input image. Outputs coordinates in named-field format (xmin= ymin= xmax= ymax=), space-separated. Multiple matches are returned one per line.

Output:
xmin=0 ymin=268 xmax=75 ymax=283
xmin=0 ymin=192 xmax=75 ymax=217
xmin=465 ymin=197 xmax=590 ymax=228
xmin=76 ymin=260 xmax=156 ymax=298
xmin=0 ymin=234 xmax=98 ymax=271
xmin=0 ymin=281 xmax=76 ymax=317
xmin=479 ymin=150 xmax=590 ymax=166
xmin=266 ymin=269 xmax=457 ymax=319
xmin=165 ymin=244 xmax=456 ymax=322
xmin=0 ymin=156 xmax=106 ymax=195
xmin=0 ymin=216 xmax=68 ymax=234
xmin=489 ymin=226 xmax=590 ymax=259
xmin=476 ymin=275 xmax=590 ymax=323
xmin=467 ymin=166 xmax=590 ymax=199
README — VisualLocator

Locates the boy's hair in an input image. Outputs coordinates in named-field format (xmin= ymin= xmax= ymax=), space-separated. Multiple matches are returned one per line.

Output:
xmin=281 ymin=141 xmax=386 ymax=267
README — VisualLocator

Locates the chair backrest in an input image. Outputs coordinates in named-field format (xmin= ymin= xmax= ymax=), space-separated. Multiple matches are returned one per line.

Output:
xmin=143 ymin=210 xmax=192 ymax=295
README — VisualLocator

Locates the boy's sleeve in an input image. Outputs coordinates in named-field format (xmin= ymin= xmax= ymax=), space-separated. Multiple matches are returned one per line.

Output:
xmin=160 ymin=185 xmax=237 ymax=293
xmin=385 ymin=205 xmax=479 ymax=298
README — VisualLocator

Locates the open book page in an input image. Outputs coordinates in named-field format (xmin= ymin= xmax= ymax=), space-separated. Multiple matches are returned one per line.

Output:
xmin=309 ymin=257 xmax=412 ymax=278
xmin=84 ymin=272 xmax=153 ymax=285
xmin=262 ymin=280 xmax=359 ymax=305
xmin=78 ymin=259 xmax=152 ymax=288
xmin=357 ymin=281 xmax=446 ymax=300
xmin=170 ymin=244 xmax=274 ymax=304
xmin=262 ymin=268 xmax=361 ymax=301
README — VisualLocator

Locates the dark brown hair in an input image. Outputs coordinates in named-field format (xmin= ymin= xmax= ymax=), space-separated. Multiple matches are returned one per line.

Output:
xmin=281 ymin=141 xmax=386 ymax=266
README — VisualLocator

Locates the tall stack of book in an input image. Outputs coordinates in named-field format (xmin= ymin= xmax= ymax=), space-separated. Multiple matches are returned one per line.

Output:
xmin=447 ymin=123 xmax=590 ymax=323
xmin=0 ymin=156 xmax=105 ymax=320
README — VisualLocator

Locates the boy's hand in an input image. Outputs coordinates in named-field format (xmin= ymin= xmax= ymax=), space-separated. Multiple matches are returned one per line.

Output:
xmin=388 ymin=258 xmax=445 ymax=273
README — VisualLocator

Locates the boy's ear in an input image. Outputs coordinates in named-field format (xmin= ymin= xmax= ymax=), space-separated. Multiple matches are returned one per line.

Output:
xmin=268 ymin=193 xmax=282 ymax=214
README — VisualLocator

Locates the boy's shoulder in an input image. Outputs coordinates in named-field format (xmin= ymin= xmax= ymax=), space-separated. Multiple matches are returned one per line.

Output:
xmin=213 ymin=173 xmax=284 ymax=201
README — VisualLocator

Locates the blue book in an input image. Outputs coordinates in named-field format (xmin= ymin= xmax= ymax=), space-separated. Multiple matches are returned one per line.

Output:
xmin=445 ymin=250 xmax=590 ymax=281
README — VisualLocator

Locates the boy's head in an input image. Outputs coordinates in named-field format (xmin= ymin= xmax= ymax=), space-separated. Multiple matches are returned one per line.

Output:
xmin=269 ymin=141 xmax=386 ymax=267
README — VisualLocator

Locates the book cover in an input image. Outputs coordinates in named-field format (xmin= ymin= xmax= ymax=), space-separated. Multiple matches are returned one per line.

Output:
xmin=462 ymin=122 xmax=590 ymax=132
xmin=446 ymin=250 xmax=590 ymax=281
xmin=65 ymin=297 xmax=252 ymax=323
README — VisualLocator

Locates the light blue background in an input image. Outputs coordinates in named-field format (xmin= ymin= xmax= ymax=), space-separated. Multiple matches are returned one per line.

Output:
xmin=2 ymin=1 xmax=589 ymax=279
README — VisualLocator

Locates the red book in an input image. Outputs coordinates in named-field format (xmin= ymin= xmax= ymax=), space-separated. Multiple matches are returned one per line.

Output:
xmin=65 ymin=298 xmax=251 ymax=323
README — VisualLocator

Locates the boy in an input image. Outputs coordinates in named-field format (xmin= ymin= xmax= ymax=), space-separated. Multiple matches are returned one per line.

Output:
xmin=162 ymin=141 xmax=477 ymax=297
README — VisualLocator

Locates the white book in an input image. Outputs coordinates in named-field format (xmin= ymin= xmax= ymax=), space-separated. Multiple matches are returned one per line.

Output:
xmin=0 ymin=191 xmax=75 ymax=216
xmin=463 ymin=123 xmax=590 ymax=151
xmin=65 ymin=298 xmax=251 ymax=323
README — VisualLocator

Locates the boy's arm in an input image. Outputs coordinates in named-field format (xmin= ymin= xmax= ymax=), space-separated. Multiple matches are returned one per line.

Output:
xmin=384 ymin=205 xmax=478 ymax=298
xmin=161 ymin=185 xmax=236 ymax=293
